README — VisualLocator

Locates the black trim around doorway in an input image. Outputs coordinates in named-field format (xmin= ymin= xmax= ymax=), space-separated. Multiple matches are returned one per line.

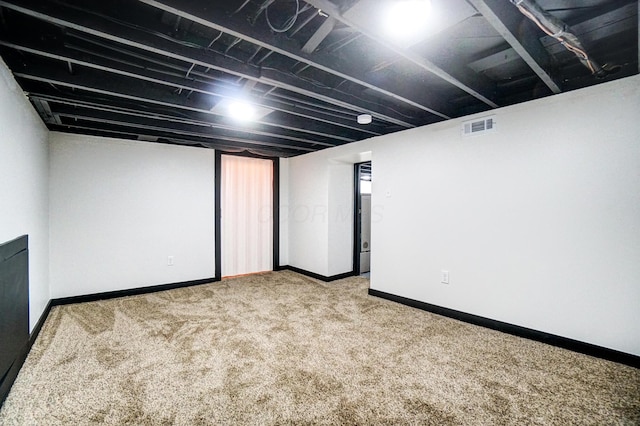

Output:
xmin=215 ymin=151 xmax=280 ymax=280
xmin=214 ymin=152 xmax=222 ymax=281
xmin=353 ymin=161 xmax=371 ymax=276
xmin=353 ymin=163 xmax=361 ymax=276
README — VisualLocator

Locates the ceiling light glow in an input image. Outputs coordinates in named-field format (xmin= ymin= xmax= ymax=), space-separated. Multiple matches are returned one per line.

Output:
xmin=228 ymin=101 xmax=256 ymax=121
xmin=384 ymin=0 xmax=432 ymax=42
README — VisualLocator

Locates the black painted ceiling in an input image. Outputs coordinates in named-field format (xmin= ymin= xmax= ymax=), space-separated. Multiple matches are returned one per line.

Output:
xmin=0 ymin=0 xmax=637 ymax=157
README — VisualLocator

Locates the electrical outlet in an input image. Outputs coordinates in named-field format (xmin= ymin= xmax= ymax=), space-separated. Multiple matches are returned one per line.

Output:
xmin=441 ymin=270 xmax=449 ymax=284
xmin=168 ymin=256 xmax=174 ymax=266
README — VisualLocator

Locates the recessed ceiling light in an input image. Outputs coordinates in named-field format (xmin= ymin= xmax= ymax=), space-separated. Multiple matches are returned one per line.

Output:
xmin=357 ymin=114 xmax=373 ymax=125
xmin=383 ymin=0 xmax=433 ymax=42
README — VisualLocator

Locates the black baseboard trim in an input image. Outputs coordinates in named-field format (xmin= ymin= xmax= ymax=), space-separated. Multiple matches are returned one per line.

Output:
xmin=1 ymin=299 xmax=54 ymax=408
xmin=279 ymin=265 xmax=355 ymax=282
xmin=51 ymin=277 xmax=218 ymax=306
xmin=368 ymin=289 xmax=640 ymax=369
xmin=29 ymin=299 xmax=52 ymax=346
xmin=0 ymin=340 xmax=29 ymax=408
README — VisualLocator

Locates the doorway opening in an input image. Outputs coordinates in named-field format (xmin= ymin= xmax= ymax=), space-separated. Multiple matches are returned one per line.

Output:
xmin=353 ymin=161 xmax=372 ymax=276
xmin=215 ymin=152 xmax=279 ymax=280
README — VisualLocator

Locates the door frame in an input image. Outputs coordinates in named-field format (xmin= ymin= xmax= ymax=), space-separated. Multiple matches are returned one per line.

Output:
xmin=214 ymin=151 xmax=279 ymax=281
xmin=352 ymin=161 xmax=370 ymax=275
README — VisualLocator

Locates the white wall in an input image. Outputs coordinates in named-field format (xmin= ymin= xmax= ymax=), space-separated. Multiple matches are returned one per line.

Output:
xmin=287 ymin=151 xmax=368 ymax=276
xmin=49 ymin=133 xmax=215 ymax=298
xmin=287 ymin=152 xmax=330 ymax=275
xmin=0 ymin=58 xmax=50 ymax=332
xmin=287 ymin=75 xmax=640 ymax=356
xmin=279 ymin=158 xmax=289 ymax=266
xmin=327 ymin=163 xmax=354 ymax=276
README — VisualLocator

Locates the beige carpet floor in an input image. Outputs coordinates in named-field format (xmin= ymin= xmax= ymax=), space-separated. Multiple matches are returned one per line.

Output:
xmin=1 ymin=271 xmax=639 ymax=425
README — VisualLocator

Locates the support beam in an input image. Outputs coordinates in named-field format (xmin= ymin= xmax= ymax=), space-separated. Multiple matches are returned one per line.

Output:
xmin=538 ymin=2 xmax=637 ymax=55
xmin=49 ymin=122 xmax=303 ymax=157
xmin=31 ymin=98 xmax=57 ymax=124
xmin=51 ymin=105 xmax=318 ymax=152
xmin=301 ymin=16 xmax=336 ymax=54
xmin=137 ymin=0 xmax=452 ymax=119
xmin=24 ymin=87 xmax=357 ymax=151
xmin=0 ymin=38 xmax=376 ymax=139
xmin=467 ymin=0 xmax=562 ymax=94
xmin=0 ymin=0 xmax=417 ymax=128
xmin=0 ymin=0 xmax=258 ymax=80
xmin=289 ymin=8 xmax=320 ymax=38
xmin=29 ymin=92 xmax=226 ymax=128
xmin=9 ymin=59 xmax=343 ymax=147
xmin=468 ymin=48 xmax=522 ymax=74
xmin=471 ymin=2 xmax=636 ymax=76
xmin=302 ymin=0 xmax=499 ymax=108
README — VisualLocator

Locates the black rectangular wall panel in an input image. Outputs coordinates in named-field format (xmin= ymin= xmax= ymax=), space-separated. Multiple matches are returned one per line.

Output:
xmin=0 ymin=235 xmax=29 ymax=406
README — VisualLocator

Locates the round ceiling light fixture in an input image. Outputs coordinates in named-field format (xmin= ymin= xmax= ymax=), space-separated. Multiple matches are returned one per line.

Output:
xmin=357 ymin=114 xmax=373 ymax=125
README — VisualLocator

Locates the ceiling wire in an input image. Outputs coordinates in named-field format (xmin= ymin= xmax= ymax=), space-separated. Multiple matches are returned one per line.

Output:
xmin=231 ymin=0 xmax=252 ymax=16
xmin=265 ymin=0 xmax=300 ymax=33
xmin=45 ymin=1 xmax=419 ymax=123
xmin=510 ymin=0 xmax=603 ymax=76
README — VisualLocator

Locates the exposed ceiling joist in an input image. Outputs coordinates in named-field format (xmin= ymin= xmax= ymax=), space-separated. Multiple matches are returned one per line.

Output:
xmin=137 ymin=0 xmax=452 ymax=119
xmin=29 ymin=93 xmax=227 ymax=128
xmin=302 ymin=16 xmax=336 ymax=54
xmin=31 ymin=98 xmax=60 ymax=125
xmin=303 ymin=0 xmax=500 ymax=108
xmin=50 ymin=122 xmax=304 ymax=157
xmin=0 ymin=0 xmax=259 ymax=78
xmin=539 ymin=2 xmax=637 ymax=55
xmin=11 ymin=63 xmax=342 ymax=147
xmin=25 ymin=87 xmax=379 ymax=153
xmin=0 ymin=0 xmax=416 ymax=129
xmin=471 ymin=1 xmax=637 ymax=77
xmin=468 ymin=48 xmax=522 ymax=74
xmin=258 ymin=68 xmax=417 ymax=128
xmin=0 ymin=39 xmax=378 ymax=140
xmin=467 ymin=0 xmax=562 ymax=94
xmin=51 ymin=105 xmax=320 ymax=151
xmin=0 ymin=0 xmax=635 ymax=157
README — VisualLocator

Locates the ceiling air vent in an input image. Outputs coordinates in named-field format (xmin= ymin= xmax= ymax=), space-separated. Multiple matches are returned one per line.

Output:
xmin=462 ymin=116 xmax=496 ymax=136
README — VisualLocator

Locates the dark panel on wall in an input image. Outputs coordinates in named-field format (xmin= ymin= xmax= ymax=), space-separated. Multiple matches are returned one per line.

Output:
xmin=0 ymin=235 xmax=29 ymax=406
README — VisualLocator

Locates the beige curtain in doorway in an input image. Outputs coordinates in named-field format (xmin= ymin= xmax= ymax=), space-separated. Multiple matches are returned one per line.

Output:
xmin=221 ymin=155 xmax=273 ymax=277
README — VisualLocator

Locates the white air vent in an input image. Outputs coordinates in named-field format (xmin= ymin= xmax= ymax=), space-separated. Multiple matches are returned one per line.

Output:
xmin=462 ymin=116 xmax=496 ymax=136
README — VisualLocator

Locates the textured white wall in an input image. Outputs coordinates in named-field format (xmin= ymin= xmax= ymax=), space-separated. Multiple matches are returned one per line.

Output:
xmin=327 ymin=163 xmax=354 ymax=276
xmin=0 ymin=58 xmax=50 ymax=332
xmin=287 ymin=75 xmax=640 ymax=356
xmin=279 ymin=158 xmax=289 ymax=266
xmin=287 ymin=153 xmax=330 ymax=275
xmin=49 ymin=133 xmax=215 ymax=298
